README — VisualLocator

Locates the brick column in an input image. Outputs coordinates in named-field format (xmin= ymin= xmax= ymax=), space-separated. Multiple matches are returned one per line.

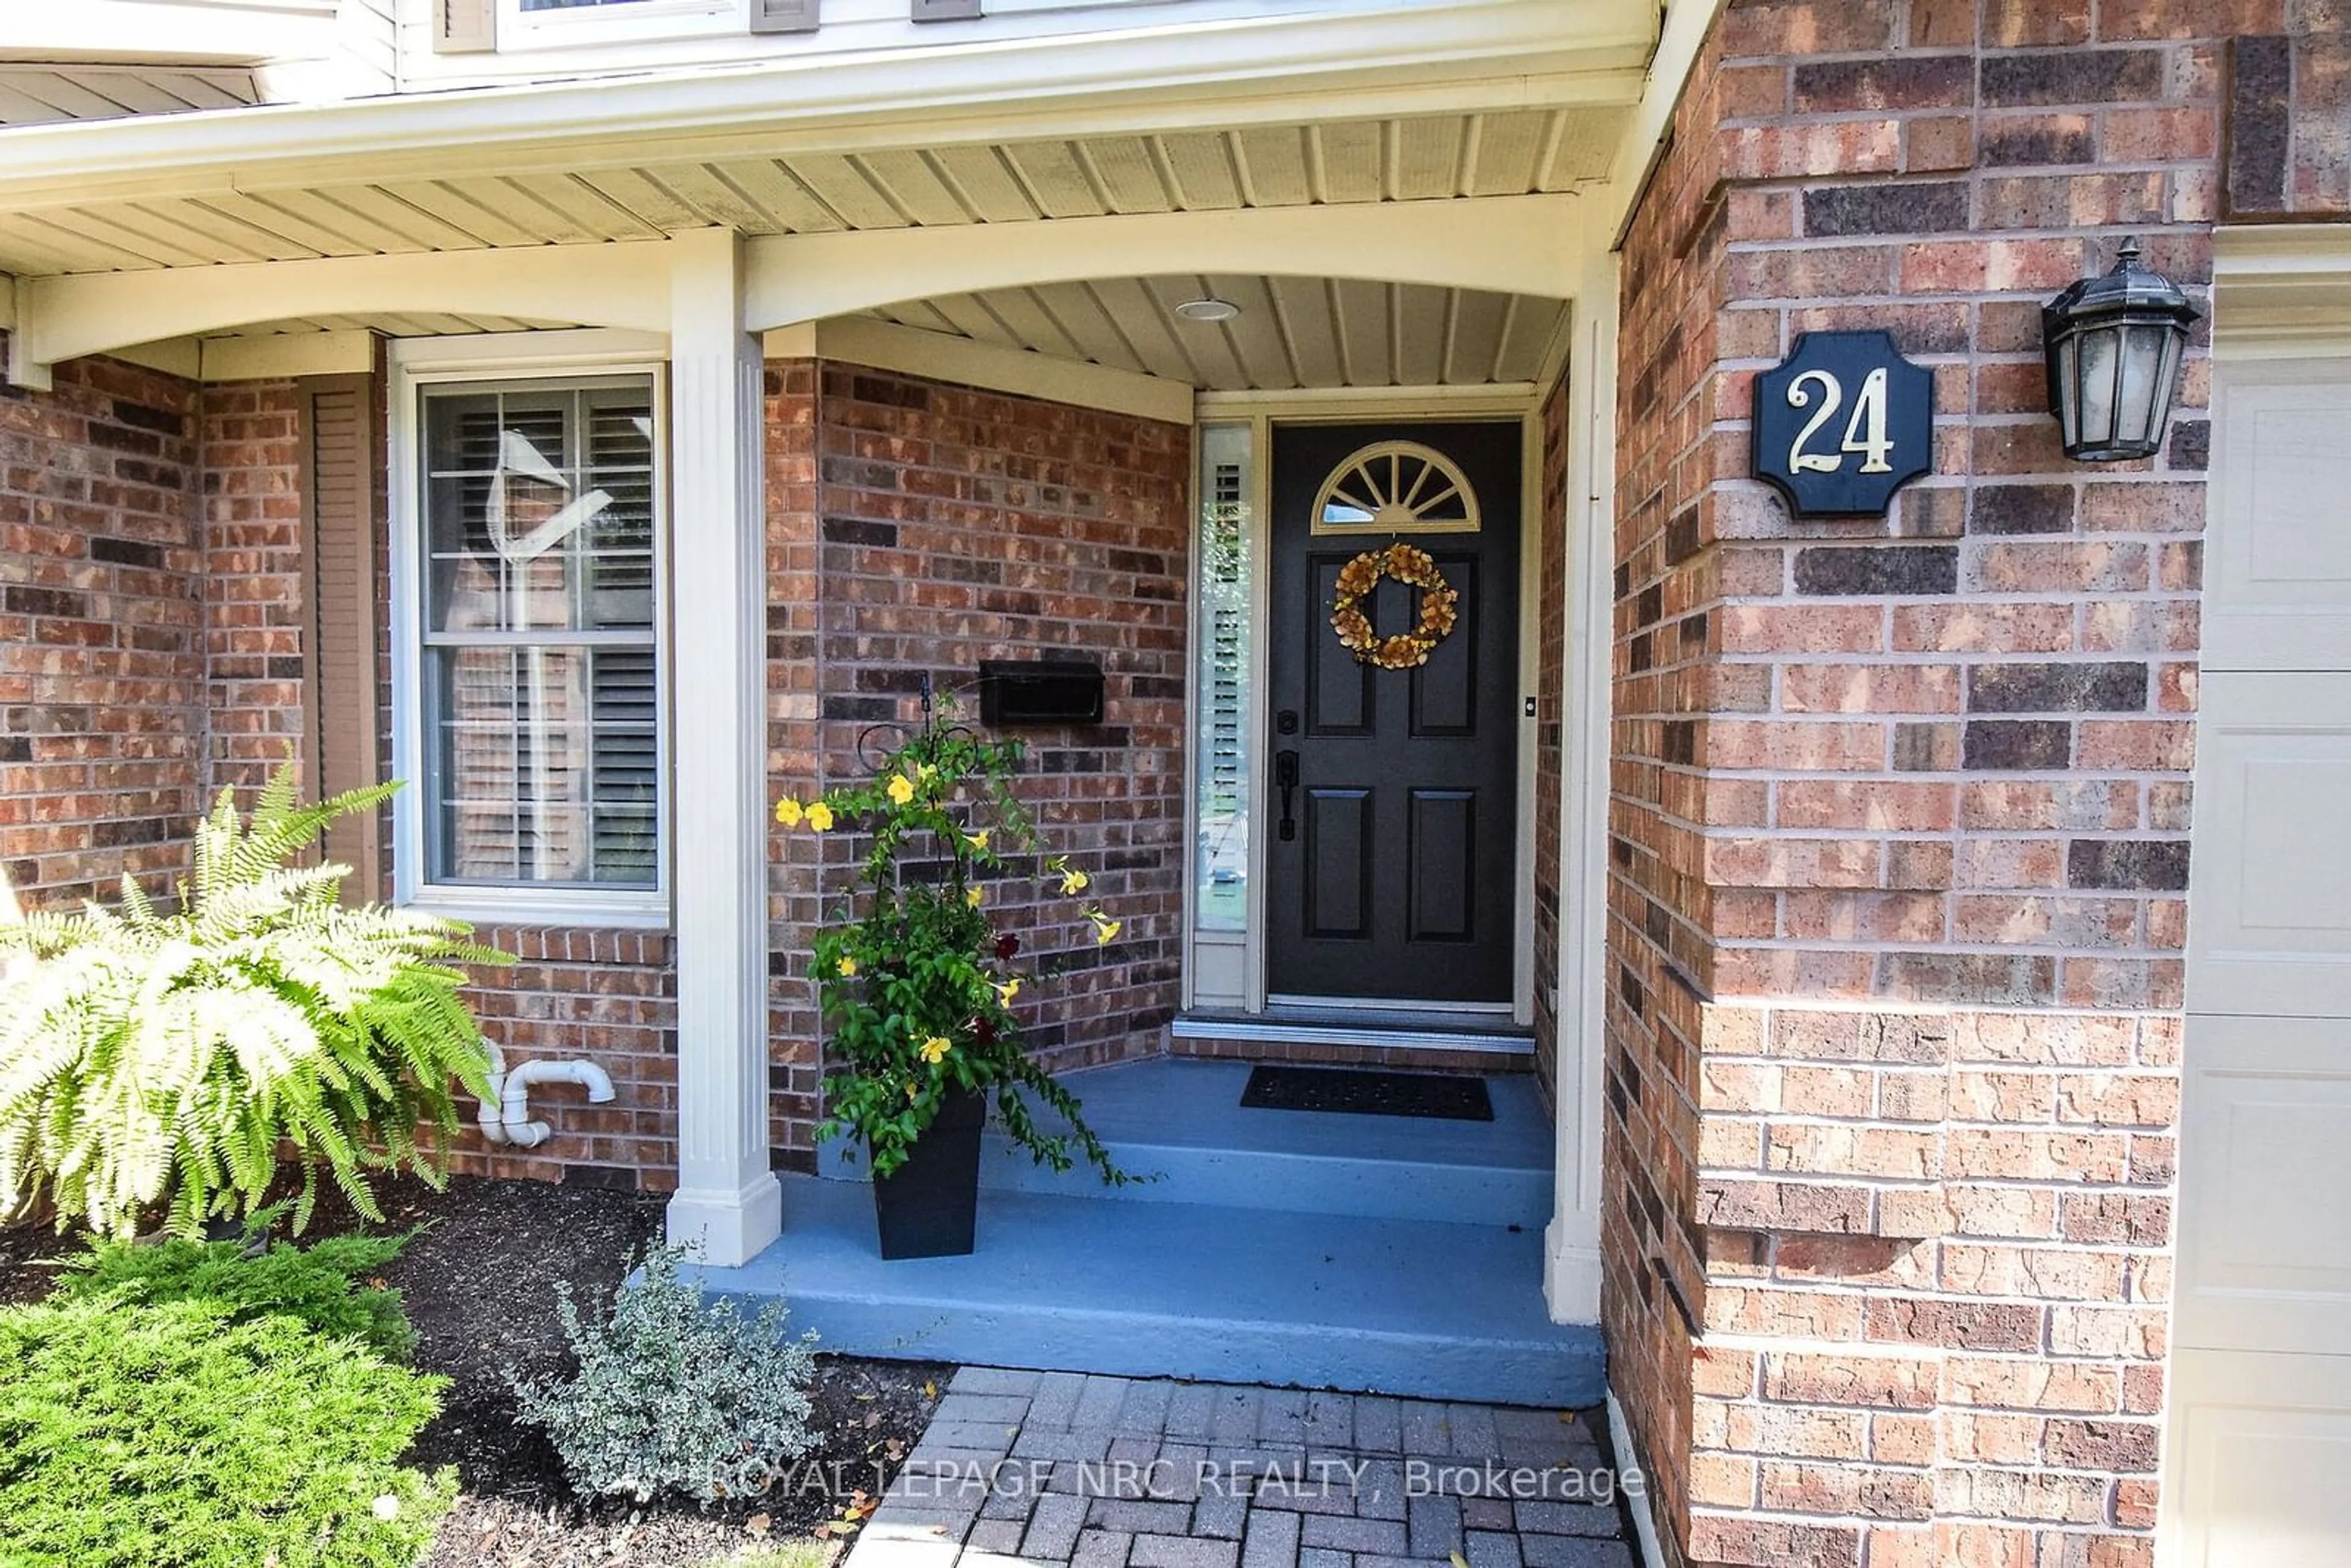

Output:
xmin=1604 ymin=2 xmax=2225 ymax=1564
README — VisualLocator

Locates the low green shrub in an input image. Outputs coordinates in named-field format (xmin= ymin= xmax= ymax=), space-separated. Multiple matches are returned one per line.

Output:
xmin=510 ymin=1244 xmax=818 ymax=1505
xmin=0 ymin=1294 xmax=452 ymax=1568
xmin=50 ymin=1220 xmax=419 ymax=1360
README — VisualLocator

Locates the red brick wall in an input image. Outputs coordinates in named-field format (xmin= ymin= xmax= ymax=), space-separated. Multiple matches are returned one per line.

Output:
xmin=0 ymin=345 xmax=204 ymax=907
xmin=763 ymin=361 xmax=1193 ymax=1166
xmin=200 ymin=380 xmax=307 ymax=797
xmin=1606 ymin=4 xmax=2231 ymax=1564
xmin=1532 ymin=373 xmax=1570 ymax=1108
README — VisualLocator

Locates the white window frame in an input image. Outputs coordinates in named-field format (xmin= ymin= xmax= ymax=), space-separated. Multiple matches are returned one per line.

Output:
xmin=389 ymin=329 xmax=674 ymax=928
xmin=495 ymin=0 xmax=749 ymax=51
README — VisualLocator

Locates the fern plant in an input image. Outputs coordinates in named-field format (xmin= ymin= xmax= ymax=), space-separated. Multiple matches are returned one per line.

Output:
xmin=0 ymin=766 xmax=503 ymax=1239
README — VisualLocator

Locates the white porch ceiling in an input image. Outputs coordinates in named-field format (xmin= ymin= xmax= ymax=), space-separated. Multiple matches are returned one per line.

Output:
xmin=869 ymin=276 xmax=1568 ymax=392
xmin=0 ymin=105 xmax=1625 ymax=277
xmin=0 ymin=66 xmax=259 ymax=127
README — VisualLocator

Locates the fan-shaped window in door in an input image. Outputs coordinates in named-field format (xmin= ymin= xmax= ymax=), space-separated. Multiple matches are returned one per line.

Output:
xmin=1310 ymin=441 xmax=1482 ymax=536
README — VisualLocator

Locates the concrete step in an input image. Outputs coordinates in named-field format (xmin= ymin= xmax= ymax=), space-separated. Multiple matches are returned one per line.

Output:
xmin=818 ymin=1058 xmax=1555 ymax=1229
xmin=698 ymin=1172 xmax=1603 ymax=1408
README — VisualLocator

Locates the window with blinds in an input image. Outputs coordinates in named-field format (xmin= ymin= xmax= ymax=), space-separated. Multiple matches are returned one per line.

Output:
xmin=1194 ymin=423 xmax=1252 ymax=934
xmin=416 ymin=378 xmax=663 ymax=892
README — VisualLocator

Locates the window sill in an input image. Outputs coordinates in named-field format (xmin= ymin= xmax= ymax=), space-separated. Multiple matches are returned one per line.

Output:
xmin=400 ymin=890 xmax=672 ymax=933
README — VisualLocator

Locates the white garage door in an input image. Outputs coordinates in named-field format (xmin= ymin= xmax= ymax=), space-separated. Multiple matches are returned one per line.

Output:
xmin=2170 ymin=334 xmax=2351 ymax=1566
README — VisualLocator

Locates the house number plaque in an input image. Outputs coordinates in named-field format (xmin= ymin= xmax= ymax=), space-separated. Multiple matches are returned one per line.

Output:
xmin=1752 ymin=330 xmax=1934 ymax=519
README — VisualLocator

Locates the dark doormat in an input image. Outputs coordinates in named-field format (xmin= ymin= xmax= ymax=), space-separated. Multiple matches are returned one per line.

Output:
xmin=1240 ymin=1065 xmax=1494 ymax=1122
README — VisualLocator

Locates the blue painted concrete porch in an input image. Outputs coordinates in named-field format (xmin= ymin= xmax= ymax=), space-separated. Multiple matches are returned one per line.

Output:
xmin=689 ymin=1059 xmax=1605 ymax=1408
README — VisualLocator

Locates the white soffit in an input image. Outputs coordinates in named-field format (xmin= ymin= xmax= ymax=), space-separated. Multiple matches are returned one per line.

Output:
xmin=0 ymin=66 xmax=260 ymax=127
xmin=0 ymin=106 xmax=1627 ymax=276
xmin=869 ymin=275 xmax=1570 ymax=392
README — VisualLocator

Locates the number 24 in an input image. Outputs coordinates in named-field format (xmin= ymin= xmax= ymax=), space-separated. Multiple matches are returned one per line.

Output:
xmin=1787 ymin=367 xmax=1895 ymax=475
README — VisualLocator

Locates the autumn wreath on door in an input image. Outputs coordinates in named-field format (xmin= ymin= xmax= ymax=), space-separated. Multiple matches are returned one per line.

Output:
xmin=1330 ymin=541 xmax=1460 ymax=670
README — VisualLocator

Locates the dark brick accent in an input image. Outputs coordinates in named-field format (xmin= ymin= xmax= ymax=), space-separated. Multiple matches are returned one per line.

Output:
xmin=1667 ymin=506 xmax=1702 ymax=565
xmin=1968 ymin=662 xmax=2148 ymax=713
xmin=3 ymin=585 xmax=91 ymax=618
xmin=88 ymin=535 xmax=168 ymax=569
xmin=90 ymin=817 xmax=168 ymax=847
xmin=2068 ymin=839 xmax=2191 ymax=891
xmin=1982 ymin=50 xmax=2168 ymax=109
xmin=1880 ymin=951 xmax=2058 ymax=1007
xmin=0 ymin=737 xmax=30 ymax=763
xmin=1963 ymin=719 xmax=2072 ymax=771
xmin=2226 ymin=36 xmax=2293 ymax=217
xmin=1980 ymin=119 xmax=2096 ymax=167
xmin=1803 ymin=181 xmax=1971 ymax=238
xmin=820 ymin=516 xmax=897 ymax=547
xmin=1793 ymin=546 xmax=1959 ymax=596
xmin=110 ymin=399 xmax=187 ymax=437
xmin=1792 ymin=55 xmax=1973 ymax=114
xmin=1892 ymin=722 xmax=1957 ymax=772
xmin=1970 ymin=485 xmax=2074 ymax=535
xmin=1638 ymin=583 xmax=1664 ymax=627
xmin=1663 ymin=719 xmax=1697 ymax=766
xmin=2168 ymin=420 xmax=2211 ymax=473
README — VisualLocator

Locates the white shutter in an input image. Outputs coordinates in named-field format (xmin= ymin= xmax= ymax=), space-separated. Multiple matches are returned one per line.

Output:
xmin=434 ymin=0 xmax=495 ymax=53
xmin=751 ymin=0 xmax=820 ymax=32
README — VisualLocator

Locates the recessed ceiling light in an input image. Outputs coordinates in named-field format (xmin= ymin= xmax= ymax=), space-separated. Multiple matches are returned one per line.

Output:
xmin=1173 ymin=297 xmax=1240 ymax=323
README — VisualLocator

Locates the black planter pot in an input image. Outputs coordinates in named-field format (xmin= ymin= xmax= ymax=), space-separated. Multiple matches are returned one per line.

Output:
xmin=871 ymin=1086 xmax=986 ymax=1259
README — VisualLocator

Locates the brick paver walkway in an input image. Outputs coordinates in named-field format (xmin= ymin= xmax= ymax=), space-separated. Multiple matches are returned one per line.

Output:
xmin=848 ymin=1368 xmax=1637 ymax=1568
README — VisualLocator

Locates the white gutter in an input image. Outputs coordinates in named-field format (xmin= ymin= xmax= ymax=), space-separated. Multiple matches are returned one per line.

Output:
xmin=476 ymin=1041 xmax=617 ymax=1150
xmin=0 ymin=1 xmax=1654 ymax=208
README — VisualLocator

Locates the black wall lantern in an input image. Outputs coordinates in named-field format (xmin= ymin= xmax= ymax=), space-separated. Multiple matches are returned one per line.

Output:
xmin=2042 ymin=238 xmax=2200 ymax=462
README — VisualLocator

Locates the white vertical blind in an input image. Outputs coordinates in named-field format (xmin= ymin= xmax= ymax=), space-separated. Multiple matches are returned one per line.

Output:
xmin=1195 ymin=422 xmax=1251 ymax=932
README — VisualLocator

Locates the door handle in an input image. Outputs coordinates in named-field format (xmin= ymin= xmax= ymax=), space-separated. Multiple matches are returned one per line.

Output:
xmin=1275 ymin=750 xmax=1299 ymax=842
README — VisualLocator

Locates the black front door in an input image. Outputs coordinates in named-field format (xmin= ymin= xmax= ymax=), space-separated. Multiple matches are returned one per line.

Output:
xmin=1266 ymin=420 xmax=1521 ymax=1005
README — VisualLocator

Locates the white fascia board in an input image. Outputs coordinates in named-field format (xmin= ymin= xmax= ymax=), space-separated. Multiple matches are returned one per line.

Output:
xmin=746 ymin=197 xmax=1589 ymax=329
xmin=1599 ymin=0 xmax=1723 ymax=249
xmin=0 ymin=1 xmax=1653 ymax=209
xmin=200 ymin=328 xmax=375 ymax=380
xmin=801 ymin=317 xmax=1194 ymax=427
xmin=20 ymin=241 xmax=673 ymax=367
xmin=0 ymin=1 xmax=336 ymax=68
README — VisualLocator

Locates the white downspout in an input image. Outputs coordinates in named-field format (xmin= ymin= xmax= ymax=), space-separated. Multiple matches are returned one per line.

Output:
xmin=477 ymin=1041 xmax=617 ymax=1150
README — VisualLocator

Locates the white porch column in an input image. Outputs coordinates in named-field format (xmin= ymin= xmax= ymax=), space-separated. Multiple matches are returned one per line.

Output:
xmin=664 ymin=227 xmax=782 ymax=1266
xmin=1545 ymin=244 xmax=1620 ymax=1324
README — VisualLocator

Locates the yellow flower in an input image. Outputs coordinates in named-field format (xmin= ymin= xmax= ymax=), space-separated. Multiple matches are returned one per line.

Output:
xmin=1093 ymin=917 xmax=1122 ymax=946
xmin=805 ymin=802 xmax=834 ymax=832
xmin=887 ymin=774 xmax=915 ymax=805
xmin=965 ymin=885 xmax=985 ymax=909
xmin=906 ymin=1081 xmax=920 ymax=1101
xmin=965 ymin=830 xmax=991 ymax=852
xmin=918 ymin=1035 xmax=953 ymax=1065
xmin=1060 ymin=867 xmax=1090 ymax=895
xmin=836 ymin=955 xmax=858 ymax=978
xmin=915 ymin=761 xmax=937 ymax=781
xmin=996 ymin=978 xmax=1022 ymax=1005
xmin=774 ymin=798 xmax=804 ymax=828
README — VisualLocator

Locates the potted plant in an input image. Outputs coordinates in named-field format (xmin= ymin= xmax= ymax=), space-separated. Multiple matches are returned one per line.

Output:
xmin=777 ymin=699 xmax=1133 ymax=1259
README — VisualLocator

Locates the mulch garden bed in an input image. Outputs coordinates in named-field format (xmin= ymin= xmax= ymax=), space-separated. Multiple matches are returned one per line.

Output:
xmin=0 ymin=1174 xmax=951 ymax=1568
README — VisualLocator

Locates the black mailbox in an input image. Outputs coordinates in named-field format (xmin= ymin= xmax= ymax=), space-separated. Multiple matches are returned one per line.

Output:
xmin=978 ymin=659 xmax=1104 ymax=726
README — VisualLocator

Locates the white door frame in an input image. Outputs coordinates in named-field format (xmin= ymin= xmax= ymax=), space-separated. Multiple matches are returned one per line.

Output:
xmin=1184 ymin=386 xmax=1549 ymax=1028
